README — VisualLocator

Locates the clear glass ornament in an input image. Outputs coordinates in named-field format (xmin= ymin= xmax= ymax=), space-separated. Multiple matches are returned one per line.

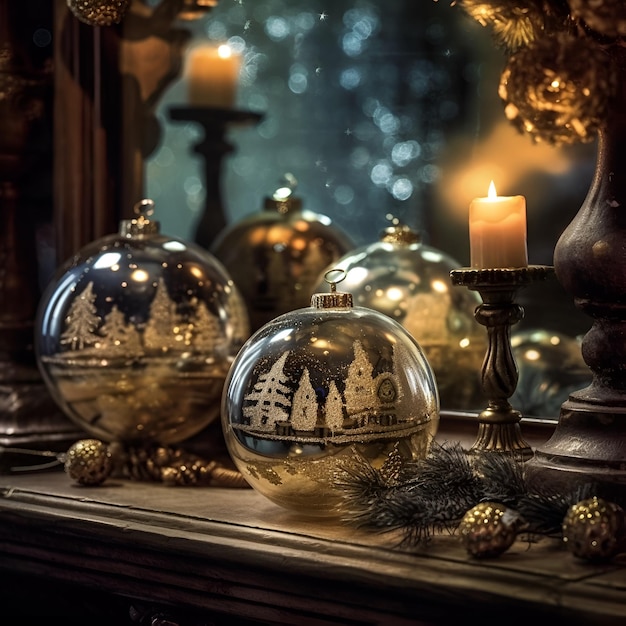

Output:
xmin=312 ymin=222 xmax=486 ymax=411
xmin=36 ymin=199 xmax=249 ymax=445
xmin=221 ymin=271 xmax=439 ymax=517
xmin=210 ymin=174 xmax=354 ymax=333
xmin=511 ymin=329 xmax=590 ymax=418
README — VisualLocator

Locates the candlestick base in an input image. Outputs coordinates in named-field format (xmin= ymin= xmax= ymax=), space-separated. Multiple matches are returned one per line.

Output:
xmin=169 ymin=107 xmax=263 ymax=249
xmin=450 ymin=266 xmax=555 ymax=460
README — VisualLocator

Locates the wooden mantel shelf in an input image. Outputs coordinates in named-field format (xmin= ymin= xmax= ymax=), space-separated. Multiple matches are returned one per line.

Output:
xmin=0 ymin=419 xmax=624 ymax=625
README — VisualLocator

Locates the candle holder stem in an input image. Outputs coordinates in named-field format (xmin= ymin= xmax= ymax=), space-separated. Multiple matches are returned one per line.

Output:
xmin=169 ymin=107 xmax=262 ymax=249
xmin=451 ymin=266 xmax=555 ymax=459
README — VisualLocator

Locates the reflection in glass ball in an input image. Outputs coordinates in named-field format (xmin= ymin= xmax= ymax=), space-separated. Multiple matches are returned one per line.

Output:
xmin=511 ymin=329 xmax=590 ymax=418
xmin=311 ymin=224 xmax=486 ymax=411
xmin=36 ymin=204 xmax=249 ymax=445
xmin=221 ymin=300 xmax=439 ymax=517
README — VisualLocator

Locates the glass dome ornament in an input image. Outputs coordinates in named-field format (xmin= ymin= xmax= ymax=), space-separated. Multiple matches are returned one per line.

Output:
xmin=221 ymin=270 xmax=439 ymax=517
xmin=36 ymin=199 xmax=249 ymax=446
xmin=312 ymin=221 xmax=486 ymax=412
xmin=210 ymin=174 xmax=354 ymax=333
xmin=511 ymin=329 xmax=590 ymax=419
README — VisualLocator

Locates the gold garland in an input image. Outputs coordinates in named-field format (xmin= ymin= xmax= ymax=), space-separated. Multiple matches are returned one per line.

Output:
xmin=442 ymin=0 xmax=626 ymax=144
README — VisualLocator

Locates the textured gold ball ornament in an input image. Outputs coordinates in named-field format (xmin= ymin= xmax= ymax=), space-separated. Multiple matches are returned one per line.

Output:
xmin=65 ymin=439 xmax=113 ymax=486
xmin=562 ymin=496 xmax=626 ymax=561
xmin=67 ymin=0 xmax=131 ymax=26
xmin=459 ymin=502 xmax=521 ymax=558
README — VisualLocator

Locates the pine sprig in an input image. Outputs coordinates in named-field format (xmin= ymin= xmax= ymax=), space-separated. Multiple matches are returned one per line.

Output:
xmin=440 ymin=0 xmax=626 ymax=144
xmin=335 ymin=442 xmax=618 ymax=547
xmin=335 ymin=442 xmax=526 ymax=545
xmin=518 ymin=482 xmax=626 ymax=536
xmin=473 ymin=450 xmax=526 ymax=504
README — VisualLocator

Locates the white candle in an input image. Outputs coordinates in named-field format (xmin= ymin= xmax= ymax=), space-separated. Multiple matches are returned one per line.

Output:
xmin=469 ymin=181 xmax=528 ymax=269
xmin=186 ymin=43 xmax=240 ymax=108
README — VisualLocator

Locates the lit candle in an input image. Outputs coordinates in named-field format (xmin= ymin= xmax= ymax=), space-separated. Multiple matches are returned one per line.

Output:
xmin=185 ymin=43 xmax=241 ymax=108
xmin=469 ymin=181 xmax=528 ymax=269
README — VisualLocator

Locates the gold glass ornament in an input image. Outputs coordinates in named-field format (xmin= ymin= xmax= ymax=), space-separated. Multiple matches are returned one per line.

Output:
xmin=64 ymin=438 xmax=113 ymax=486
xmin=312 ymin=222 xmax=486 ymax=411
xmin=458 ymin=501 xmax=521 ymax=558
xmin=562 ymin=496 xmax=626 ymax=561
xmin=67 ymin=0 xmax=131 ymax=26
xmin=36 ymin=199 xmax=249 ymax=446
xmin=211 ymin=175 xmax=354 ymax=333
xmin=221 ymin=271 xmax=439 ymax=517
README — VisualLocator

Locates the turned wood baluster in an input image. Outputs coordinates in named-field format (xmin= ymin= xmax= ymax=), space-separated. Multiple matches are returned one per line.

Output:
xmin=527 ymin=52 xmax=626 ymax=494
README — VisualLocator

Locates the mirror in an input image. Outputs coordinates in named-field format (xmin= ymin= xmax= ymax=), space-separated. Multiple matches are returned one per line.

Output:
xmin=146 ymin=0 xmax=595 ymax=337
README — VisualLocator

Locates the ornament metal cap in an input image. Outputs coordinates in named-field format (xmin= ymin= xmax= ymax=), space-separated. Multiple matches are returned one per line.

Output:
xmin=311 ymin=269 xmax=353 ymax=309
xmin=380 ymin=222 xmax=421 ymax=245
xmin=264 ymin=173 xmax=303 ymax=213
xmin=120 ymin=199 xmax=161 ymax=237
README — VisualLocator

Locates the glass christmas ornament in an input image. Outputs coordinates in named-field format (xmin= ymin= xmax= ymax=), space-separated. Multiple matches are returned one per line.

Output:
xmin=36 ymin=199 xmax=249 ymax=446
xmin=221 ymin=270 xmax=440 ymax=517
xmin=210 ymin=174 xmax=354 ymax=333
xmin=312 ymin=222 xmax=486 ymax=411
xmin=511 ymin=329 xmax=590 ymax=418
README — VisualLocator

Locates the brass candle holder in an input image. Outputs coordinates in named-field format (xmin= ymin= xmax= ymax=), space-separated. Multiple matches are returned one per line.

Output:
xmin=450 ymin=265 xmax=555 ymax=459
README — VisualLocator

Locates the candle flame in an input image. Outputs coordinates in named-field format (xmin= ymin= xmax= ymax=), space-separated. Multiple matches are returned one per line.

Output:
xmin=218 ymin=44 xmax=232 ymax=59
xmin=488 ymin=180 xmax=497 ymax=199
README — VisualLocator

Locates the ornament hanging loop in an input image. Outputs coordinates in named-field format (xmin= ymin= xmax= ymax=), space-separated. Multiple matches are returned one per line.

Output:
xmin=134 ymin=198 xmax=155 ymax=218
xmin=313 ymin=269 xmax=352 ymax=309
xmin=324 ymin=268 xmax=346 ymax=293
xmin=120 ymin=199 xmax=160 ymax=237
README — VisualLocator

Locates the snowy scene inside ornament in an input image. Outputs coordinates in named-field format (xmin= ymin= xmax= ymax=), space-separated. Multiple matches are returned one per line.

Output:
xmin=36 ymin=200 xmax=249 ymax=445
xmin=221 ymin=290 xmax=439 ymax=517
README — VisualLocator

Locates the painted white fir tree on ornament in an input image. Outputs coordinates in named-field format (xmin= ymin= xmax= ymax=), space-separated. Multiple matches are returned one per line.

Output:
xmin=291 ymin=368 xmax=318 ymax=432
xmin=143 ymin=277 xmax=181 ymax=352
xmin=325 ymin=379 xmax=345 ymax=433
xmin=188 ymin=299 xmax=222 ymax=352
xmin=99 ymin=304 xmax=142 ymax=354
xmin=60 ymin=282 xmax=99 ymax=351
xmin=345 ymin=340 xmax=377 ymax=425
xmin=243 ymin=351 xmax=291 ymax=431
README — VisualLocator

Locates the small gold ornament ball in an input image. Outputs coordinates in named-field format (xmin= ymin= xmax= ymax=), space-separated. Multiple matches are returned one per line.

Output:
xmin=65 ymin=439 xmax=113 ymax=486
xmin=67 ymin=0 xmax=131 ymax=26
xmin=562 ymin=496 xmax=626 ymax=561
xmin=458 ymin=502 xmax=520 ymax=558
